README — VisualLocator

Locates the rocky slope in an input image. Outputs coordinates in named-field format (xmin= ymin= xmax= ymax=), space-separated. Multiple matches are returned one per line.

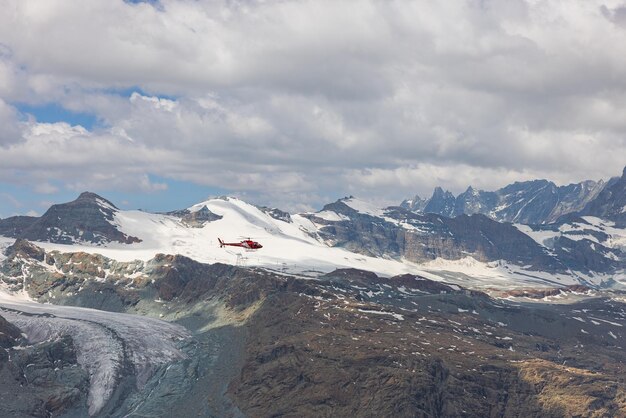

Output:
xmin=2 ymin=241 xmax=625 ymax=417
xmin=0 ymin=192 xmax=140 ymax=244
xmin=402 ymin=176 xmax=609 ymax=224
xmin=581 ymin=166 xmax=626 ymax=226
xmin=230 ymin=268 xmax=626 ymax=417
xmin=1 ymin=186 xmax=624 ymax=286
xmin=0 ymin=330 xmax=91 ymax=418
xmin=306 ymin=199 xmax=623 ymax=278
xmin=165 ymin=205 xmax=223 ymax=227
xmin=0 ymin=243 xmax=242 ymax=417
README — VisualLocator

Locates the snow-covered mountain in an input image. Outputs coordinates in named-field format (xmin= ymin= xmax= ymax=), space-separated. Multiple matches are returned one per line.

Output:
xmin=1 ymin=192 xmax=623 ymax=289
xmin=307 ymin=197 xmax=624 ymax=286
xmin=402 ymin=175 xmax=610 ymax=224
xmin=1 ymin=193 xmax=625 ymax=417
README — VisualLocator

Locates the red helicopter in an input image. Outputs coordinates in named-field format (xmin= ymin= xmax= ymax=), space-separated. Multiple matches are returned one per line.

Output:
xmin=218 ymin=237 xmax=263 ymax=250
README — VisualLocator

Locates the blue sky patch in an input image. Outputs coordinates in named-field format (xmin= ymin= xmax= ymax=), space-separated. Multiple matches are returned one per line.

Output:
xmin=15 ymin=102 xmax=98 ymax=130
xmin=0 ymin=176 xmax=226 ymax=219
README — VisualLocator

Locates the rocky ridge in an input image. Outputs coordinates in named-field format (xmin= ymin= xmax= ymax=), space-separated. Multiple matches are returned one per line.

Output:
xmin=305 ymin=199 xmax=623 ymax=279
xmin=581 ymin=166 xmax=626 ymax=226
xmin=0 ymin=176 xmax=624 ymax=286
xmin=0 ymin=241 xmax=625 ymax=417
xmin=402 ymin=176 xmax=609 ymax=224
xmin=0 ymin=192 xmax=140 ymax=245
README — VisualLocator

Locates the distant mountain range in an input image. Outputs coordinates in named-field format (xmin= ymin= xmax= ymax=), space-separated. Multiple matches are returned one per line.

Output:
xmin=0 ymin=170 xmax=625 ymax=417
xmin=1 ymin=166 xmax=625 ymax=287
xmin=401 ymin=167 xmax=626 ymax=225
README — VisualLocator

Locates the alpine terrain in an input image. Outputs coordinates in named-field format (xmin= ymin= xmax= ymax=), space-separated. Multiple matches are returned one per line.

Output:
xmin=0 ymin=167 xmax=625 ymax=417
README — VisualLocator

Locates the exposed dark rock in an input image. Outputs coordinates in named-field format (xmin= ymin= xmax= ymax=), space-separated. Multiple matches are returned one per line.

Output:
xmin=5 ymin=238 xmax=45 ymax=261
xmin=321 ymin=269 xmax=462 ymax=296
xmin=403 ymin=177 xmax=606 ymax=224
xmin=553 ymin=237 xmax=620 ymax=276
xmin=400 ymin=194 xmax=428 ymax=212
xmin=311 ymin=204 xmax=561 ymax=271
xmin=0 ymin=192 xmax=141 ymax=244
xmin=0 ymin=215 xmax=38 ymax=238
xmin=166 ymin=205 xmax=223 ymax=227
xmin=258 ymin=206 xmax=292 ymax=223
xmin=320 ymin=268 xmax=380 ymax=284
xmin=2 ymin=247 xmax=626 ymax=417
xmin=581 ymin=165 xmax=626 ymax=226
xmin=0 ymin=314 xmax=21 ymax=348
xmin=391 ymin=273 xmax=463 ymax=294
xmin=424 ymin=187 xmax=456 ymax=217
xmin=500 ymin=285 xmax=592 ymax=299
xmin=228 ymin=271 xmax=626 ymax=417
xmin=0 ymin=335 xmax=89 ymax=417
xmin=149 ymin=254 xmax=237 ymax=302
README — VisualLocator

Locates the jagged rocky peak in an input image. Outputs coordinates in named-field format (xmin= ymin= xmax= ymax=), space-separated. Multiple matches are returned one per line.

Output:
xmin=581 ymin=165 xmax=626 ymax=225
xmin=431 ymin=186 xmax=454 ymax=199
xmin=455 ymin=186 xmax=497 ymax=217
xmin=401 ymin=170 xmax=616 ymax=224
xmin=192 ymin=205 xmax=222 ymax=222
xmin=424 ymin=187 xmax=456 ymax=217
xmin=400 ymin=194 xmax=428 ymax=212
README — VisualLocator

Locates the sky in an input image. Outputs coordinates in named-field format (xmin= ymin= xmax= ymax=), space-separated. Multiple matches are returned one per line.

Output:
xmin=1 ymin=0 xmax=626 ymax=217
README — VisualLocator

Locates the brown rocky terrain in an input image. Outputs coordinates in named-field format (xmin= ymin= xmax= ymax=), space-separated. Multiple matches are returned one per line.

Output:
xmin=228 ymin=272 xmax=626 ymax=417
xmin=1 ymin=241 xmax=625 ymax=417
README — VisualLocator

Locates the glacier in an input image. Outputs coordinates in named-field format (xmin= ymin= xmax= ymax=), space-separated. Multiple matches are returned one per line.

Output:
xmin=0 ymin=290 xmax=190 ymax=416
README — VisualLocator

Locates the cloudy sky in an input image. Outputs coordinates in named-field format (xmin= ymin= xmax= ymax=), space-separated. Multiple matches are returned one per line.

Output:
xmin=1 ymin=0 xmax=625 ymax=216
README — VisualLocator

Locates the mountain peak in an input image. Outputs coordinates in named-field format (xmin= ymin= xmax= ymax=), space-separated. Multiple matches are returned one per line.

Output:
xmin=433 ymin=186 xmax=443 ymax=193
xmin=464 ymin=185 xmax=480 ymax=196
xmin=76 ymin=192 xmax=118 ymax=210
xmin=0 ymin=192 xmax=138 ymax=245
xmin=78 ymin=191 xmax=100 ymax=199
xmin=580 ymin=166 xmax=626 ymax=224
xmin=424 ymin=187 xmax=456 ymax=217
xmin=431 ymin=187 xmax=454 ymax=198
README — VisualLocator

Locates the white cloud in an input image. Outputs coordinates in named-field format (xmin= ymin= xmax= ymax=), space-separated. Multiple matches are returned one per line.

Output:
xmin=0 ymin=0 xmax=625 ymax=209
xmin=0 ymin=98 xmax=22 ymax=145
